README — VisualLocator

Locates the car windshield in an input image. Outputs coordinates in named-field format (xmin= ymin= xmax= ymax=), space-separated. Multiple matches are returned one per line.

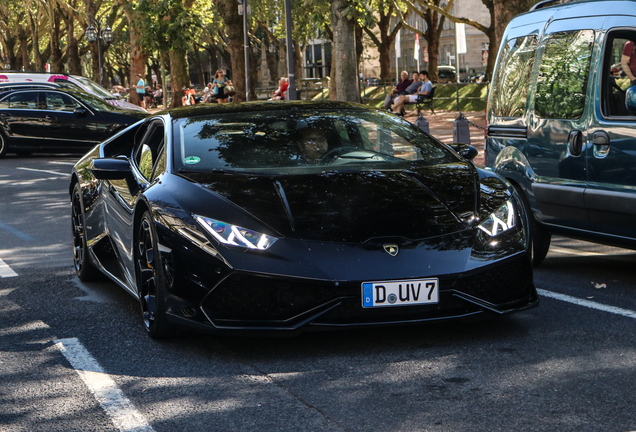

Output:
xmin=74 ymin=76 xmax=117 ymax=99
xmin=172 ymin=109 xmax=457 ymax=174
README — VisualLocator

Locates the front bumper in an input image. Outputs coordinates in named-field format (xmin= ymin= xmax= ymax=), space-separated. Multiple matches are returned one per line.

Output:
xmin=165 ymin=252 xmax=536 ymax=334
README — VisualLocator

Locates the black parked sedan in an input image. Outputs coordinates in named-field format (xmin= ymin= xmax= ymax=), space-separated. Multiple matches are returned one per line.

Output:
xmin=70 ymin=101 xmax=537 ymax=338
xmin=0 ymin=87 xmax=147 ymax=157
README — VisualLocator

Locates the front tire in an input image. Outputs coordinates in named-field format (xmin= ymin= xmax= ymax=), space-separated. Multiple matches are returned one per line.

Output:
xmin=0 ymin=133 xmax=7 ymax=158
xmin=514 ymin=184 xmax=551 ymax=266
xmin=136 ymin=211 xmax=174 ymax=339
xmin=71 ymin=183 xmax=101 ymax=280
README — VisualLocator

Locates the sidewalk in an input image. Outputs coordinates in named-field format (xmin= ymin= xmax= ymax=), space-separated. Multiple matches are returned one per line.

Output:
xmin=404 ymin=110 xmax=486 ymax=167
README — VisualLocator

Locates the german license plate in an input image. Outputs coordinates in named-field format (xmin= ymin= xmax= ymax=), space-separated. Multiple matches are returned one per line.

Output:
xmin=362 ymin=279 xmax=439 ymax=308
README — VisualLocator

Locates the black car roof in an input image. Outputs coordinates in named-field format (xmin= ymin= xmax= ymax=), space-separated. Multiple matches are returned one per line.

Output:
xmin=0 ymin=82 xmax=61 ymax=89
xmin=0 ymin=86 xmax=92 ymax=99
xmin=163 ymin=100 xmax=379 ymax=120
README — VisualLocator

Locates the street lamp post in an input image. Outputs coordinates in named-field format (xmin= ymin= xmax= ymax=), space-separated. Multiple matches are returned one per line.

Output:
xmin=85 ymin=14 xmax=113 ymax=87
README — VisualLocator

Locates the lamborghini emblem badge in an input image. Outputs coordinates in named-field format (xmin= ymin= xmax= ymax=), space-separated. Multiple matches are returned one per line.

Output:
xmin=383 ymin=244 xmax=399 ymax=256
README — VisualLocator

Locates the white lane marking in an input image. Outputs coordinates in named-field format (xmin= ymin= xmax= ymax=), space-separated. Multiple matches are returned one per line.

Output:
xmin=48 ymin=161 xmax=77 ymax=166
xmin=16 ymin=167 xmax=68 ymax=177
xmin=549 ymin=246 xmax=605 ymax=257
xmin=54 ymin=338 xmax=155 ymax=432
xmin=0 ymin=258 xmax=18 ymax=278
xmin=538 ymin=288 xmax=636 ymax=320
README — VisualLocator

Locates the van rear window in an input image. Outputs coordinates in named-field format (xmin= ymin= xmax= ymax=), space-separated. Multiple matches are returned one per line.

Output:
xmin=490 ymin=35 xmax=538 ymax=117
xmin=535 ymin=30 xmax=594 ymax=119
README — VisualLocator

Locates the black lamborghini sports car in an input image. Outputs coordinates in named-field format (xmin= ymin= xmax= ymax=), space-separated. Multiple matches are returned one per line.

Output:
xmin=70 ymin=101 xmax=537 ymax=338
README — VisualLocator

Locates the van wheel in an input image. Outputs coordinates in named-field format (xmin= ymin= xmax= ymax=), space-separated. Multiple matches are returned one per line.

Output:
xmin=514 ymin=184 xmax=551 ymax=266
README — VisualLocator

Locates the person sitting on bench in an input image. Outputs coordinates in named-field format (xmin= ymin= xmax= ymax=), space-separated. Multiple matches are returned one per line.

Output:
xmin=382 ymin=71 xmax=413 ymax=110
xmin=392 ymin=70 xmax=433 ymax=116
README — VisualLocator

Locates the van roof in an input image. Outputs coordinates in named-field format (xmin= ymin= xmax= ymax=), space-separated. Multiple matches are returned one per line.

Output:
xmin=510 ymin=0 xmax=636 ymax=27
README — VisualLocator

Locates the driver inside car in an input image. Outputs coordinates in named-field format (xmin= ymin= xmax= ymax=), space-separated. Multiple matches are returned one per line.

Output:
xmin=297 ymin=127 xmax=329 ymax=163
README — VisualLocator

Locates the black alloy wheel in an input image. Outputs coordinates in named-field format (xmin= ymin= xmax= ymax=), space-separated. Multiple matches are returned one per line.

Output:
xmin=71 ymin=184 xmax=100 ymax=280
xmin=0 ymin=133 xmax=7 ymax=158
xmin=136 ymin=211 xmax=173 ymax=338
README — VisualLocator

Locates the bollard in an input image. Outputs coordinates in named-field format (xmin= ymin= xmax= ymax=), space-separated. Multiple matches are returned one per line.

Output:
xmin=453 ymin=114 xmax=471 ymax=144
xmin=415 ymin=114 xmax=430 ymax=134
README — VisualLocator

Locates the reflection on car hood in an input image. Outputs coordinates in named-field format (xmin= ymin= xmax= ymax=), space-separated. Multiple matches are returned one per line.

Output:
xmin=187 ymin=163 xmax=478 ymax=243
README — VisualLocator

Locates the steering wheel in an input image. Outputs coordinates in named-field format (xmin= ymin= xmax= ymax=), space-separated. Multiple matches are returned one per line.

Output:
xmin=319 ymin=146 xmax=359 ymax=164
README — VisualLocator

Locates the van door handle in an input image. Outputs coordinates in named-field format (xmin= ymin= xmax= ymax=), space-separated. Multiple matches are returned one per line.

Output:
xmin=568 ymin=130 xmax=583 ymax=156
xmin=592 ymin=130 xmax=610 ymax=158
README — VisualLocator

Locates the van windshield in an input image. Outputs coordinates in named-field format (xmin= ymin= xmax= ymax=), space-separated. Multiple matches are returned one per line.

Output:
xmin=490 ymin=35 xmax=538 ymax=117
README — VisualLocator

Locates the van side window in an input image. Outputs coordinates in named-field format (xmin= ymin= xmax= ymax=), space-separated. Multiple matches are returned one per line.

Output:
xmin=490 ymin=35 xmax=538 ymax=117
xmin=535 ymin=30 xmax=595 ymax=119
xmin=602 ymin=33 xmax=636 ymax=117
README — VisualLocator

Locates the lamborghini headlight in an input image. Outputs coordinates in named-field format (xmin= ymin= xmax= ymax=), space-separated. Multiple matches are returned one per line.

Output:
xmin=477 ymin=199 xmax=516 ymax=237
xmin=194 ymin=215 xmax=278 ymax=250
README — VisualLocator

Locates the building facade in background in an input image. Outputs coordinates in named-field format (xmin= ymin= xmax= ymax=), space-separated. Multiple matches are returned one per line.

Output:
xmin=385 ymin=0 xmax=490 ymax=82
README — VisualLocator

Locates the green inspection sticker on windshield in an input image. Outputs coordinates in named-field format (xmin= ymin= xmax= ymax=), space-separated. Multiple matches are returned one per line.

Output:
xmin=184 ymin=156 xmax=201 ymax=165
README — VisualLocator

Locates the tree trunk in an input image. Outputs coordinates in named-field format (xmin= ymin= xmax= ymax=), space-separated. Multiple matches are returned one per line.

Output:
xmin=18 ymin=27 xmax=30 ymax=71
xmin=28 ymin=12 xmax=43 ymax=72
xmin=293 ymin=40 xmax=304 ymax=81
xmin=150 ymin=58 xmax=161 ymax=86
xmin=331 ymin=0 xmax=359 ymax=102
xmin=485 ymin=29 xmax=497 ymax=81
xmin=263 ymin=32 xmax=277 ymax=83
xmin=355 ymin=22 xmax=363 ymax=69
xmin=378 ymin=43 xmax=391 ymax=84
xmin=50 ymin=6 xmax=64 ymax=73
xmin=212 ymin=0 xmax=246 ymax=102
xmin=329 ymin=60 xmax=337 ymax=100
xmin=204 ymin=47 xmax=219 ymax=82
xmin=66 ymin=19 xmax=82 ymax=75
xmin=192 ymin=43 xmax=205 ymax=86
xmin=4 ymin=37 xmax=18 ymax=70
xmin=169 ymin=48 xmax=188 ymax=108
xmin=249 ymin=42 xmax=259 ymax=100
xmin=424 ymin=6 xmax=444 ymax=83
xmin=117 ymin=68 xmax=126 ymax=87
xmin=277 ymin=41 xmax=287 ymax=82
xmin=425 ymin=34 xmax=440 ymax=83
xmin=125 ymin=8 xmax=148 ymax=106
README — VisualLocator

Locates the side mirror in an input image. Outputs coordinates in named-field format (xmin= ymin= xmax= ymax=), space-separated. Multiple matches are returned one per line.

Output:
xmin=626 ymin=86 xmax=636 ymax=113
xmin=452 ymin=143 xmax=478 ymax=161
xmin=74 ymin=106 xmax=88 ymax=116
xmin=90 ymin=158 xmax=132 ymax=180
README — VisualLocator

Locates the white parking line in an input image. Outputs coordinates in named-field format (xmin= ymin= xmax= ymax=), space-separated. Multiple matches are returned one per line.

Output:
xmin=538 ymin=288 xmax=636 ymax=320
xmin=16 ymin=167 xmax=68 ymax=177
xmin=48 ymin=161 xmax=77 ymax=166
xmin=549 ymin=246 xmax=605 ymax=257
xmin=54 ymin=338 xmax=155 ymax=432
xmin=0 ymin=258 xmax=18 ymax=277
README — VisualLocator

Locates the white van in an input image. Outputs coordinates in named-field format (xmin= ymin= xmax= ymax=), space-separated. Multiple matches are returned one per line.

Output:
xmin=0 ymin=72 xmax=145 ymax=112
